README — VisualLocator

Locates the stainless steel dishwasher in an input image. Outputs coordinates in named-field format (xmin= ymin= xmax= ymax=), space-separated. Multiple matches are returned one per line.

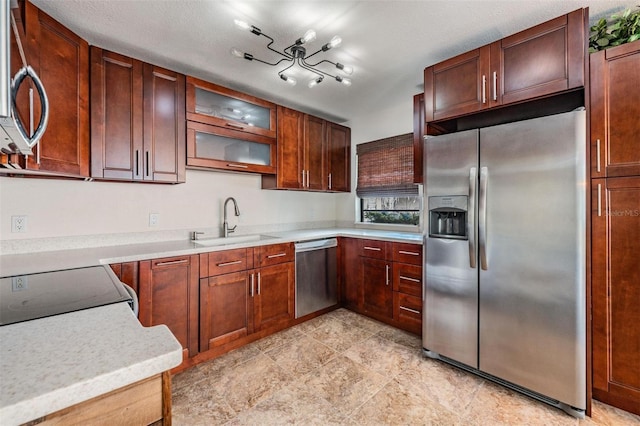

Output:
xmin=295 ymin=238 xmax=338 ymax=318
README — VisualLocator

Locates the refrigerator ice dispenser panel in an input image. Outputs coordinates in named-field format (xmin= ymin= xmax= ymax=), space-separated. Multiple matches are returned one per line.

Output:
xmin=428 ymin=195 xmax=468 ymax=240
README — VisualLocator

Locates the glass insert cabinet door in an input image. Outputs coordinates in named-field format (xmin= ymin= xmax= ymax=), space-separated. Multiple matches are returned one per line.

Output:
xmin=186 ymin=76 xmax=277 ymax=139
xmin=187 ymin=121 xmax=276 ymax=174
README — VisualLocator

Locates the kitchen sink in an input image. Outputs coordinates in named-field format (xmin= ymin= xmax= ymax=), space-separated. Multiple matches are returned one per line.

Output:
xmin=193 ymin=234 xmax=278 ymax=247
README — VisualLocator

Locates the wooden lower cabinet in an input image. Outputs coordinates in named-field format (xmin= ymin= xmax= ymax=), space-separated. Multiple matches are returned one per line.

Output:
xmin=592 ymin=177 xmax=640 ymax=415
xmin=32 ymin=373 xmax=170 ymax=426
xmin=199 ymin=243 xmax=295 ymax=353
xmin=139 ymin=255 xmax=200 ymax=365
xmin=252 ymin=262 xmax=295 ymax=331
xmin=200 ymin=271 xmax=253 ymax=351
xmin=340 ymin=237 xmax=361 ymax=309
xmin=361 ymin=257 xmax=393 ymax=319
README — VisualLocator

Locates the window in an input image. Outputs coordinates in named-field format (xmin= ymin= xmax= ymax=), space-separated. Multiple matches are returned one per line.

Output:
xmin=361 ymin=196 xmax=420 ymax=225
xmin=356 ymin=133 xmax=421 ymax=226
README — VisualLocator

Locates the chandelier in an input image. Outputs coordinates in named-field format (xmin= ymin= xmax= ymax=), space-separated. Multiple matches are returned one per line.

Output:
xmin=230 ymin=20 xmax=353 ymax=88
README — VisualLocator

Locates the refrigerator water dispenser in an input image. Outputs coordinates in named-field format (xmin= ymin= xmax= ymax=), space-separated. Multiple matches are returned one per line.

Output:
xmin=428 ymin=196 xmax=468 ymax=239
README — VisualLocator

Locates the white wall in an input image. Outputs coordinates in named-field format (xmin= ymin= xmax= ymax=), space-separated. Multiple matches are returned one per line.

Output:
xmin=0 ymin=169 xmax=337 ymax=242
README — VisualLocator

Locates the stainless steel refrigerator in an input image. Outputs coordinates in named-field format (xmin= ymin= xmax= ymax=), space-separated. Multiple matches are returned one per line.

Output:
xmin=423 ymin=109 xmax=586 ymax=417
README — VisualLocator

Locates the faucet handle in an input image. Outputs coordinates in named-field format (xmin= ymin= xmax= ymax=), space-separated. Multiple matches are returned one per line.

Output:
xmin=191 ymin=231 xmax=205 ymax=241
xmin=228 ymin=225 xmax=237 ymax=233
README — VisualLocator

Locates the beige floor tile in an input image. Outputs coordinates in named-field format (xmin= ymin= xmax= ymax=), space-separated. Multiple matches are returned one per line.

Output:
xmin=172 ymin=363 xmax=207 ymax=392
xmin=348 ymin=378 xmax=464 ymax=425
xmin=396 ymin=355 xmax=484 ymax=415
xmin=213 ymin=352 xmax=292 ymax=413
xmin=344 ymin=334 xmax=419 ymax=378
xmin=300 ymin=354 xmax=389 ymax=417
xmin=253 ymin=326 xmax=304 ymax=352
xmin=294 ymin=314 xmax=345 ymax=335
xmin=172 ymin=383 xmax=236 ymax=426
xmin=197 ymin=343 xmax=262 ymax=379
xmin=465 ymin=381 xmax=579 ymax=426
xmin=580 ymin=400 xmax=640 ymax=425
xmin=377 ymin=323 xmax=422 ymax=349
xmin=308 ymin=318 xmax=374 ymax=352
xmin=226 ymin=381 xmax=346 ymax=425
xmin=264 ymin=335 xmax=336 ymax=379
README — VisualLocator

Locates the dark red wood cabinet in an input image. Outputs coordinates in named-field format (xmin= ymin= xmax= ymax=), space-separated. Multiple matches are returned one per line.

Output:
xmin=91 ymin=47 xmax=186 ymax=183
xmin=591 ymin=178 xmax=640 ymax=415
xmin=424 ymin=8 xmax=586 ymax=123
xmin=6 ymin=1 xmax=90 ymax=176
xmin=590 ymin=40 xmax=640 ymax=179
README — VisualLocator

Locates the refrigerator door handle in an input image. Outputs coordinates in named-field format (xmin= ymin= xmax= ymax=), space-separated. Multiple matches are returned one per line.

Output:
xmin=478 ymin=166 xmax=489 ymax=270
xmin=468 ymin=167 xmax=477 ymax=268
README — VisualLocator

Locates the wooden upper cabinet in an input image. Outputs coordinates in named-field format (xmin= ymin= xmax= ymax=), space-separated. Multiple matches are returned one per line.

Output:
xmin=326 ymin=121 xmax=351 ymax=192
xmin=143 ymin=64 xmax=186 ymax=183
xmin=492 ymin=9 xmax=585 ymax=106
xmin=305 ymin=114 xmax=327 ymax=191
xmin=272 ymin=105 xmax=304 ymax=189
xmin=18 ymin=1 xmax=89 ymax=176
xmin=591 ymin=177 xmax=640 ymax=415
xmin=424 ymin=46 xmax=490 ymax=121
xmin=590 ymin=40 xmax=640 ymax=179
xmin=262 ymin=106 xmax=351 ymax=192
xmin=186 ymin=76 xmax=276 ymax=138
xmin=91 ymin=48 xmax=185 ymax=183
xmin=424 ymin=8 xmax=585 ymax=123
xmin=186 ymin=76 xmax=276 ymax=174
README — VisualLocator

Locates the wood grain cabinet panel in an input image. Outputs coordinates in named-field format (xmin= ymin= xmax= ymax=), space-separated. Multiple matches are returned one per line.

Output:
xmin=340 ymin=237 xmax=361 ymax=310
xmin=424 ymin=8 xmax=585 ymax=123
xmin=91 ymin=47 xmax=185 ymax=183
xmin=590 ymin=40 xmax=640 ymax=179
xmin=17 ymin=1 xmax=89 ymax=176
xmin=361 ymin=257 xmax=393 ymax=319
xmin=326 ymin=121 xmax=351 ymax=192
xmin=139 ymin=255 xmax=199 ymax=364
xmin=252 ymin=262 xmax=295 ymax=331
xmin=592 ymin=177 xmax=640 ymax=415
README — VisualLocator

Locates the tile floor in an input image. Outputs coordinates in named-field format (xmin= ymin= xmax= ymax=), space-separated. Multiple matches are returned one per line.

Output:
xmin=172 ymin=308 xmax=640 ymax=425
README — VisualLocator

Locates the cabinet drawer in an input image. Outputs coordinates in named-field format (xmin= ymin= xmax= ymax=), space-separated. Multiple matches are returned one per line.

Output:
xmin=392 ymin=243 xmax=423 ymax=265
xmin=205 ymin=248 xmax=250 ymax=277
xmin=393 ymin=263 xmax=422 ymax=297
xmin=393 ymin=292 xmax=422 ymax=335
xmin=359 ymin=239 xmax=388 ymax=259
xmin=254 ymin=243 xmax=295 ymax=267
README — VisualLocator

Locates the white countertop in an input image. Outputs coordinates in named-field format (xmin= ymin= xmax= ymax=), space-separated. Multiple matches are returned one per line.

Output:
xmin=0 ymin=302 xmax=182 ymax=426
xmin=0 ymin=228 xmax=422 ymax=277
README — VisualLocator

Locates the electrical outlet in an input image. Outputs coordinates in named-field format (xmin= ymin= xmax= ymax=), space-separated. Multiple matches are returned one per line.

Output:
xmin=11 ymin=215 xmax=27 ymax=233
xmin=149 ymin=213 xmax=159 ymax=227
xmin=12 ymin=276 xmax=28 ymax=291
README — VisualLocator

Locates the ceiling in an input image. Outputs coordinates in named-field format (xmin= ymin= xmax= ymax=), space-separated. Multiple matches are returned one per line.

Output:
xmin=31 ymin=0 xmax=637 ymax=124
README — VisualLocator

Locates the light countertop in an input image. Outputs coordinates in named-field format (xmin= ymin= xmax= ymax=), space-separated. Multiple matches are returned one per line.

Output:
xmin=0 ymin=303 xmax=182 ymax=426
xmin=0 ymin=228 xmax=422 ymax=277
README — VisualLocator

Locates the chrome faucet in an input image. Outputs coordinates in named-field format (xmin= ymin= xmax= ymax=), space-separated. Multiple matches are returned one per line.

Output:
xmin=223 ymin=197 xmax=240 ymax=237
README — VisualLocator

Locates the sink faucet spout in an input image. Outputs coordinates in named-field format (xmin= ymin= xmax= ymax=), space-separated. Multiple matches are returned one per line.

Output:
xmin=223 ymin=197 xmax=240 ymax=238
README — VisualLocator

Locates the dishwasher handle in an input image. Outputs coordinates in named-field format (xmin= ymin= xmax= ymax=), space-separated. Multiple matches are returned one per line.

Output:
xmin=294 ymin=238 xmax=338 ymax=252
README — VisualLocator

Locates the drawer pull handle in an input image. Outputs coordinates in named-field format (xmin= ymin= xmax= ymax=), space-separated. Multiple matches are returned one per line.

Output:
xmin=398 ymin=250 xmax=420 ymax=256
xmin=363 ymin=246 xmax=381 ymax=251
xmin=227 ymin=163 xmax=249 ymax=169
xmin=400 ymin=275 xmax=421 ymax=283
xmin=155 ymin=259 xmax=188 ymax=266
xmin=225 ymin=123 xmax=244 ymax=130
xmin=267 ymin=253 xmax=287 ymax=259
xmin=399 ymin=306 xmax=421 ymax=315
xmin=217 ymin=260 xmax=243 ymax=267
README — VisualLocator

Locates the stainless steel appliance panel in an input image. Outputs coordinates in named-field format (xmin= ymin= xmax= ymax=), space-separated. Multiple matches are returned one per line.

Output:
xmin=295 ymin=239 xmax=338 ymax=318
xmin=424 ymin=129 xmax=479 ymax=368
xmin=478 ymin=110 xmax=586 ymax=408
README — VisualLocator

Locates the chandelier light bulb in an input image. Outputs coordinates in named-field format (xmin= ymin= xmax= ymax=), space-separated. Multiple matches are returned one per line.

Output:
xmin=230 ymin=48 xmax=244 ymax=58
xmin=308 ymin=76 xmax=323 ymax=88
xmin=234 ymin=19 xmax=250 ymax=30
xmin=335 ymin=76 xmax=352 ymax=86
xmin=328 ymin=36 xmax=342 ymax=49
xmin=336 ymin=63 xmax=353 ymax=75
xmin=280 ymin=74 xmax=297 ymax=85
xmin=301 ymin=29 xmax=316 ymax=44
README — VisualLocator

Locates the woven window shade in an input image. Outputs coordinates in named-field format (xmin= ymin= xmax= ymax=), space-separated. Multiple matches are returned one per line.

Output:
xmin=356 ymin=133 xmax=418 ymax=197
